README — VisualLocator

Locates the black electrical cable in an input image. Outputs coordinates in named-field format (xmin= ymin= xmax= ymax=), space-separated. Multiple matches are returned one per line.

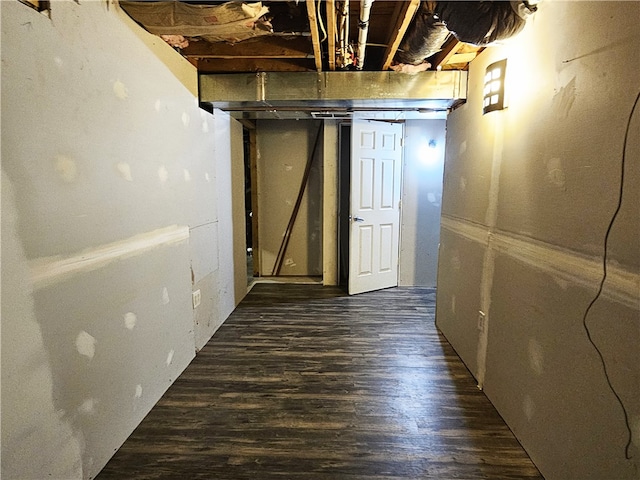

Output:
xmin=581 ymin=90 xmax=639 ymax=460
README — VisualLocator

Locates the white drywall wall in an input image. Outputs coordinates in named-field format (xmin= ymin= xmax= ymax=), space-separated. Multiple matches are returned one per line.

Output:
xmin=1 ymin=2 xmax=240 ymax=478
xmin=256 ymin=120 xmax=323 ymax=277
xmin=436 ymin=2 xmax=640 ymax=478
xmin=399 ymin=119 xmax=446 ymax=287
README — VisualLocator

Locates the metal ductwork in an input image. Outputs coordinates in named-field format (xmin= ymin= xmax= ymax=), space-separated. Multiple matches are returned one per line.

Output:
xmin=200 ymin=70 xmax=467 ymax=119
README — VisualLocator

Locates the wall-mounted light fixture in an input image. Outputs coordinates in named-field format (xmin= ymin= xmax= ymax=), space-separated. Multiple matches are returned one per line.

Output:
xmin=419 ymin=139 xmax=439 ymax=167
xmin=483 ymin=59 xmax=507 ymax=114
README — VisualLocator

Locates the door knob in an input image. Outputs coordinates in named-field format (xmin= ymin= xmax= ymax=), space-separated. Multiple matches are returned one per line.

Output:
xmin=352 ymin=216 xmax=365 ymax=222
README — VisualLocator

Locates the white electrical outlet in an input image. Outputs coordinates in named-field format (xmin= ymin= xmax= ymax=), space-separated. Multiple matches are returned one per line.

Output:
xmin=192 ymin=289 xmax=201 ymax=309
xmin=477 ymin=311 xmax=486 ymax=332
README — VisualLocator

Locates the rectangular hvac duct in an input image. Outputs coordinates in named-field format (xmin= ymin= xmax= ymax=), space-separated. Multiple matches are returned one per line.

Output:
xmin=200 ymin=71 xmax=467 ymax=116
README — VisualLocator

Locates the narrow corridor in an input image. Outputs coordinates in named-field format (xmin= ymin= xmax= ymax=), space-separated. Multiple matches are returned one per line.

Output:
xmin=98 ymin=284 xmax=541 ymax=479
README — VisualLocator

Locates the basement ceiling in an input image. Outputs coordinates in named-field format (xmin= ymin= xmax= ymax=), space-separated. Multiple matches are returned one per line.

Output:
xmin=119 ymin=1 xmax=536 ymax=118
xmin=120 ymin=0 xmax=482 ymax=74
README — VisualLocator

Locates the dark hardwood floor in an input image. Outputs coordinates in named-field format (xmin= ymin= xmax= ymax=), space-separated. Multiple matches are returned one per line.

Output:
xmin=98 ymin=284 xmax=542 ymax=479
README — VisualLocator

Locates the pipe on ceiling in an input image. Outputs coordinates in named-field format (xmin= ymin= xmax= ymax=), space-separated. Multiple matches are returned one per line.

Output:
xmin=337 ymin=0 xmax=350 ymax=69
xmin=355 ymin=0 xmax=374 ymax=70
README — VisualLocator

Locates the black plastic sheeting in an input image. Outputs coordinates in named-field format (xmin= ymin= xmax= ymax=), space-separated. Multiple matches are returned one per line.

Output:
xmin=395 ymin=2 xmax=449 ymax=66
xmin=395 ymin=1 xmax=537 ymax=66
xmin=436 ymin=1 xmax=536 ymax=46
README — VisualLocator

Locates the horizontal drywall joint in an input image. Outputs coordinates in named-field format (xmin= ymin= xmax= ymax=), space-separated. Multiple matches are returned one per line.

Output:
xmin=441 ymin=215 xmax=639 ymax=310
xmin=30 ymin=225 xmax=190 ymax=290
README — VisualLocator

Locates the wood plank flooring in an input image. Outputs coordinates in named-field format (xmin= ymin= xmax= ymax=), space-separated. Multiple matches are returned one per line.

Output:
xmin=98 ymin=285 xmax=542 ymax=479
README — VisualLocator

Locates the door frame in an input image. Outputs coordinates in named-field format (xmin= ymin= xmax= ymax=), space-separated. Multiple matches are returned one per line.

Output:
xmin=333 ymin=118 xmax=405 ymax=292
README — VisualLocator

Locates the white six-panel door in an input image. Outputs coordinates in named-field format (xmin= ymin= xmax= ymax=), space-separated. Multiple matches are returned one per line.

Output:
xmin=349 ymin=119 xmax=403 ymax=295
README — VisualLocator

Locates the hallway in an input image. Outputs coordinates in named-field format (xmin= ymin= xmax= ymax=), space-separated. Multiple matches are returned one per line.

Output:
xmin=98 ymin=285 xmax=541 ymax=479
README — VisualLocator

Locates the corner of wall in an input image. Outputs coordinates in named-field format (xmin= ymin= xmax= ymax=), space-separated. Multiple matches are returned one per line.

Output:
xmin=114 ymin=1 xmax=198 ymax=97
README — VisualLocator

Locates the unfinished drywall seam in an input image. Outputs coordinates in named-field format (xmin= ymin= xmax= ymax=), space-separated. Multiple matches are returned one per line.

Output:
xmin=323 ymin=121 xmax=339 ymax=286
xmin=476 ymin=242 xmax=494 ymax=389
xmin=1 ymin=172 xmax=84 ymax=480
xmin=476 ymin=114 xmax=504 ymax=388
xmin=441 ymin=215 xmax=639 ymax=311
xmin=30 ymin=226 xmax=190 ymax=289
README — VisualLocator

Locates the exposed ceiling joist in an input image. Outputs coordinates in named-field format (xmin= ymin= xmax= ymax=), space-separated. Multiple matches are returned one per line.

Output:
xmin=306 ymin=0 xmax=323 ymax=72
xmin=381 ymin=0 xmax=420 ymax=71
xmin=447 ymin=52 xmax=479 ymax=65
xmin=119 ymin=1 xmax=528 ymax=79
xmin=182 ymin=36 xmax=313 ymax=60
xmin=429 ymin=36 xmax=462 ymax=70
xmin=326 ymin=0 xmax=337 ymax=71
xmin=197 ymin=57 xmax=316 ymax=74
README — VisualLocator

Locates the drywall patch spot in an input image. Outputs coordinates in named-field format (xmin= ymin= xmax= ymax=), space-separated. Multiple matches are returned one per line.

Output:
xmin=123 ymin=312 xmax=137 ymax=330
xmin=284 ymin=164 xmax=293 ymax=172
xmin=552 ymin=77 xmax=576 ymax=119
xmin=459 ymin=177 xmax=467 ymax=192
xmin=54 ymin=56 xmax=64 ymax=68
xmin=113 ymin=79 xmax=128 ymax=99
xmin=162 ymin=287 xmax=171 ymax=305
xmin=158 ymin=165 xmax=169 ymax=184
xmin=459 ymin=140 xmax=467 ymax=155
xmin=76 ymin=331 xmax=96 ymax=359
xmin=55 ymin=155 xmax=78 ymax=183
xmin=528 ymin=338 xmax=544 ymax=375
xmin=115 ymin=162 xmax=133 ymax=182
xmin=545 ymin=158 xmax=566 ymax=188
xmin=154 ymin=99 xmax=162 ymax=112
xmin=427 ymin=192 xmax=437 ymax=204
xmin=183 ymin=169 xmax=192 ymax=182
xmin=166 ymin=349 xmax=175 ymax=366
xmin=284 ymin=258 xmax=297 ymax=268
xmin=451 ymin=295 xmax=456 ymax=314
xmin=135 ymin=384 xmax=143 ymax=399
xmin=205 ymin=172 xmax=211 ymax=183
xmin=555 ymin=276 xmax=569 ymax=290
xmin=78 ymin=398 xmax=97 ymax=415
xmin=523 ymin=395 xmax=535 ymax=421
xmin=182 ymin=112 xmax=190 ymax=128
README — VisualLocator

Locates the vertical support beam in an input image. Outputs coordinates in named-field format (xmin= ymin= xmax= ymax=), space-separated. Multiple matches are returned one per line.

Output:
xmin=381 ymin=0 xmax=420 ymax=70
xmin=249 ymin=128 xmax=260 ymax=276
xmin=306 ymin=0 xmax=323 ymax=72
xmin=326 ymin=0 xmax=337 ymax=71
xmin=323 ymin=121 xmax=339 ymax=285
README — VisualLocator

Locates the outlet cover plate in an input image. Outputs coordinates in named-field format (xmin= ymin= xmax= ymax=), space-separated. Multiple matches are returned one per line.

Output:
xmin=192 ymin=289 xmax=201 ymax=309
